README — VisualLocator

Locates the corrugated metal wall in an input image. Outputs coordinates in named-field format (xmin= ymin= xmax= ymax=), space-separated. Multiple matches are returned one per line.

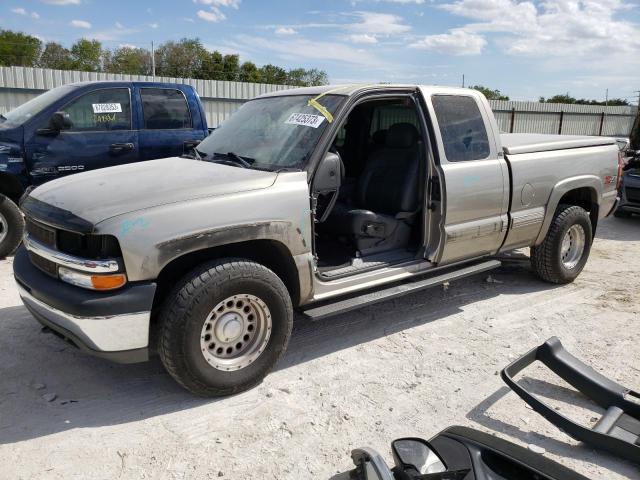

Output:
xmin=0 ymin=66 xmax=637 ymax=135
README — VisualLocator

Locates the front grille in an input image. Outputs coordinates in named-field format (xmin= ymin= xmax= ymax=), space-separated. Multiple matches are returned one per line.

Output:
xmin=25 ymin=218 xmax=56 ymax=248
xmin=626 ymin=187 xmax=640 ymax=204
xmin=28 ymin=252 xmax=57 ymax=278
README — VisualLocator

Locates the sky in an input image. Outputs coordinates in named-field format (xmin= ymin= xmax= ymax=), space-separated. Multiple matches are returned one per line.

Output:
xmin=2 ymin=0 xmax=640 ymax=102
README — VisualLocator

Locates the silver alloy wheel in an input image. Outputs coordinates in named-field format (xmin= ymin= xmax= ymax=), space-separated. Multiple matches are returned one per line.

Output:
xmin=0 ymin=212 xmax=7 ymax=245
xmin=560 ymin=224 xmax=586 ymax=269
xmin=200 ymin=294 xmax=272 ymax=371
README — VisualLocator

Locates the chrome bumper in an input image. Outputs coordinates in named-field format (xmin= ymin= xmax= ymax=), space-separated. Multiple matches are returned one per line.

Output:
xmin=18 ymin=285 xmax=150 ymax=353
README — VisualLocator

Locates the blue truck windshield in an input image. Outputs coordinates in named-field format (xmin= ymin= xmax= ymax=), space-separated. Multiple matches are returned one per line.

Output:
xmin=196 ymin=94 xmax=344 ymax=170
xmin=0 ymin=85 xmax=77 ymax=127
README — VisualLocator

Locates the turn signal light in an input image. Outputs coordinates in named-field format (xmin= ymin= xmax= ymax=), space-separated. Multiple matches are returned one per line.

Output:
xmin=59 ymin=266 xmax=127 ymax=291
xmin=91 ymin=274 xmax=127 ymax=290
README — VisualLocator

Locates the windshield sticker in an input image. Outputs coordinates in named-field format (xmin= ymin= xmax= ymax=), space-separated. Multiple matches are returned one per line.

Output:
xmin=285 ymin=113 xmax=325 ymax=129
xmin=92 ymin=103 xmax=122 ymax=114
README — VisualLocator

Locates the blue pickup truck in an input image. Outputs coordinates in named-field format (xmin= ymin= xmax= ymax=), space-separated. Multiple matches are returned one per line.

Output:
xmin=0 ymin=81 xmax=210 ymax=256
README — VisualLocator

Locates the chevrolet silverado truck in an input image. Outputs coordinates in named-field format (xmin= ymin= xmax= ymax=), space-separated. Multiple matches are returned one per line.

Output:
xmin=13 ymin=84 xmax=620 ymax=396
xmin=0 ymin=81 xmax=209 ymax=257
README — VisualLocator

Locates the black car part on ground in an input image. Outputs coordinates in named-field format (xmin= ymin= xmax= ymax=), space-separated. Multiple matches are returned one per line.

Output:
xmin=347 ymin=426 xmax=589 ymax=480
xmin=502 ymin=336 xmax=640 ymax=464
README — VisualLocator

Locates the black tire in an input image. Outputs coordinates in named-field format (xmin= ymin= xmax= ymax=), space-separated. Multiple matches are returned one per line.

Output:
xmin=0 ymin=194 xmax=25 ymax=258
xmin=530 ymin=204 xmax=592 ymax=284
xmin=613 ymin=209 xmax=631 ymax=218
xmin=158 ymin=258 xmax=293 ymax=396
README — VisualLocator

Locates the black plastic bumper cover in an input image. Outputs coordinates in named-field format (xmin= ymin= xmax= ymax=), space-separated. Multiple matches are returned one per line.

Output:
xmin=13 ymin=246 xmax=156 ymax=363
xmin=502 ymin=337 xmax=640 ymax=463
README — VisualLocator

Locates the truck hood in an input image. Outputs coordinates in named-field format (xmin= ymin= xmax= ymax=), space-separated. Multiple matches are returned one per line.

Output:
xmin=28 ymin=157 xmax=278 ymax=228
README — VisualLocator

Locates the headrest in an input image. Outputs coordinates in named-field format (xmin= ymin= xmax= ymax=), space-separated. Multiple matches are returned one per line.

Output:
xmin=386 ymin=123 xmax=419 ymax=148
xmin=372 ymin=129 xmax=387 ymax=145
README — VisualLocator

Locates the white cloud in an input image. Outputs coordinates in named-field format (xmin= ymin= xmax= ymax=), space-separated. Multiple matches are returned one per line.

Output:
xmin=11 ymin=8 xmax=27 ymax=15
xmin=149 ymin=23 xmax=159 ymax=29
xmin=410 ymin=29 xmax=486 ymax=55
xmin=349 ymin=33 xmax=378 ymax=44
xmin=31 ymin=11 xmax=40 ymax=18
xmin=435 ymin=0 xmax=640 ymax=58
xmin=275 ymin=27 xmax=297 ymax=35
xmin=41 ymin=0 xmax=81 ymax=4
xmin=115 ymin=21 xmax=124 ymax=29
xmin=70 ymin=19 xmax=91 ymax=29
xmin=233 ymin=34 xmax=381 ymax=66
xmin=348 ymin=11 xmax=411 ymax=35
xmin=194 ymin=0 xmax=240 ymax=8
xmin=197 ymin=8 xmax=226 ymax=22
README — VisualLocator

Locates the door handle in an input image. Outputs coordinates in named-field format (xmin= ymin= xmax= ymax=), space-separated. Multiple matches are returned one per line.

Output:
xmin=109 ymin=143 xmax=134 ymax=154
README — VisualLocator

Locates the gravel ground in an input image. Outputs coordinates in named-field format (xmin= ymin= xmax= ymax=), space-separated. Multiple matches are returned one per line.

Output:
xmin=0 ymin=216 xmax=639 ymax=480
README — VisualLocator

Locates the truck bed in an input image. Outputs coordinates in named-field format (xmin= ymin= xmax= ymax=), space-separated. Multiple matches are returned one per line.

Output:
xmin=501 ymin=133 xmax=616 ymax=155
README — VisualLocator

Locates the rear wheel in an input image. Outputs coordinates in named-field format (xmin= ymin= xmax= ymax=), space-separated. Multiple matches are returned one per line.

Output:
xmin=530 ymin=204 xmax=592 ymax=284
xmin=0 ymin=194 xmax=24 ymax=258
xmin=158 ymin=258 xmax=293 ymax=396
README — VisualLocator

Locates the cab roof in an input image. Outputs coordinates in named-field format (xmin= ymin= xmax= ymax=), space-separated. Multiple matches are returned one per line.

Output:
xmin=257 ymin=83 xmax=478 ymax=99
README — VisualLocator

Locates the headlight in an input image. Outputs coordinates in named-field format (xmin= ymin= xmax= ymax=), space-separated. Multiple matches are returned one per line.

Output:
xmin=58 ymin=266 xmax=127 ymax=291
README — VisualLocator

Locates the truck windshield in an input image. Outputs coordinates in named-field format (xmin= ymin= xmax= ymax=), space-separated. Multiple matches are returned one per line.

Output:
xmin=0 ymin=85 xmax=77 ymax=127
xmin=196 ymin=94 xmax=344 ymax=170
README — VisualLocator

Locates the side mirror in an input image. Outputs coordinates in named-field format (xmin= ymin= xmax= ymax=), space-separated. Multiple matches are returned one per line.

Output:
xmin=49 ymin=111 xmax=72 ymax=132
xmin=314 ymin=151 xmax=342 ymax=193
xmin=391 ymin=438 xmax=446 ymax=475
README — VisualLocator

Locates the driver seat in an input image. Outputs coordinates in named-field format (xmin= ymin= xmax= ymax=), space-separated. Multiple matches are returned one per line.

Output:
xmin=325 ymin=122 xmax=422 ymax=254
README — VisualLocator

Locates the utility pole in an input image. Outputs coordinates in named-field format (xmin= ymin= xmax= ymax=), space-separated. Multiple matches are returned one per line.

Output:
xmin=462 ymin=74 xmax=465 ymax=88
xmin=151 ymin=41 xmax=156 ymax=79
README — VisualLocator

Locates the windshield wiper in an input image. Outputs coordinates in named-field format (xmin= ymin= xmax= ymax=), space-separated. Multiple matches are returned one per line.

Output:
xmin=212 ymin=152 xmax=255 ymax=169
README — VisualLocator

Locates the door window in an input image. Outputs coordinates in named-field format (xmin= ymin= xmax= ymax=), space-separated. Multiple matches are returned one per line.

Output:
xmin=432 ymin=95 xmax=490 ymax=162
xmin=141 ymin=88 xmax=192 ymax=130
xmin=63 ymin=88 xmax=131 ymax=132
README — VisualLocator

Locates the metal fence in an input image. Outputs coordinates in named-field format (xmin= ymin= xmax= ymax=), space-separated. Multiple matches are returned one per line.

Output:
xmin=0 ymin=66 xmax=637 ymax=135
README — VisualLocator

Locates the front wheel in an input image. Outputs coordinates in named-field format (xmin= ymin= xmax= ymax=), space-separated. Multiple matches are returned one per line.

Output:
xmin=530 ymin=204 xmax=592 ymax=284
xmin=158 ymin=259 xmax=293 ymax=396
xmin=0 ymin=194 xmax=25 ymax=258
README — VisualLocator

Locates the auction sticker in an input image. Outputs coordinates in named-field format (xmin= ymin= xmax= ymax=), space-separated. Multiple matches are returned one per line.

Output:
xmin=285 ymin=113 xmax=325 ymax=128
xmin=92 ymin=103 xmax=122 ymax=114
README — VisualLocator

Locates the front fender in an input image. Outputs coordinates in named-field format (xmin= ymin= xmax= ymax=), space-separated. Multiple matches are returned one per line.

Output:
xmin=534 ymin=175 xmax=601 ymax=245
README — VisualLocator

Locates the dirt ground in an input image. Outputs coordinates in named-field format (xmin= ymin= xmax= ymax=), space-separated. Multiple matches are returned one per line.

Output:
xmin=0 ymin=216 xmax=639 ymax=480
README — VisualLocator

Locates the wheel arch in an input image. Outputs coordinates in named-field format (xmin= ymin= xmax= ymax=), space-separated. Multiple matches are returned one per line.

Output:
xmin=0 ymin=173 xmax=26 ymax=203
xmin=535 ymin=177 xmax=600 ymax=245
xmin=152 ymin=238 xmax=302 ymax=312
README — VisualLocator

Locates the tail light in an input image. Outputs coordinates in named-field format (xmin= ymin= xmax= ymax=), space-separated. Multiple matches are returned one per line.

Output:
xmin=617 ymin=151 xmax=624 ymax=190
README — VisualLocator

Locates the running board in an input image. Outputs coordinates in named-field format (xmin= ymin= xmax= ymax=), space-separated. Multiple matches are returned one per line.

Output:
xmin=302 ymin=259 xmax=501 ymax=320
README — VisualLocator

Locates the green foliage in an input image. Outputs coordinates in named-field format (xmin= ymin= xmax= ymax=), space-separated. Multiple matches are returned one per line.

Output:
xmin=539 ymin=93 xmax=630 ymax=106
xmin=470 ymin=85 xmax=509 ymax=101
xmin=70 ymin=39 xmax=103 ymax=72
xmin=0 ymin=29 xmax=328 ymax=86
xmin=0 ymin=30 xmax=42 ymax=67
xmin=39 ymin=42 xmax=72 ymax=70
xmin=105 ymin=46 xmax=150 ymax=75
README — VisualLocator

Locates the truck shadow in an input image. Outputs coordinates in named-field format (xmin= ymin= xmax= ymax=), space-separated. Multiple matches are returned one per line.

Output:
xmin=595 ymin=216 xmax=640 ymax=242
xmin=0 ymin=262 xmax=557 ymax=444
xmin=466 ymin=383 xmax=638 ymax=478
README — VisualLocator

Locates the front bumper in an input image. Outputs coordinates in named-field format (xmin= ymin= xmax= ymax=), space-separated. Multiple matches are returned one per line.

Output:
xmin=13 ymin=247 xmax=156 ymax=363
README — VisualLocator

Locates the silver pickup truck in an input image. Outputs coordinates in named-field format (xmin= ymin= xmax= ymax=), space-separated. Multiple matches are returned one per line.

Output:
xmin=13 ymin=84 xmax=620 ymax=396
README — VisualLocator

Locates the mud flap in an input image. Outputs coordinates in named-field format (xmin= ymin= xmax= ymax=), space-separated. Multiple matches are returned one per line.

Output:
xmin=501 ymin=336 xmax=640 ymax=463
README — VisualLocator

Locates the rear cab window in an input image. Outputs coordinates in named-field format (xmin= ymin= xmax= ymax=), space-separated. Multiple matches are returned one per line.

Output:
xmin=141 ymin=88 xmax=192 ymax=130
xmin=63 ymin=88 xmax=131 ymax=132
xmin=431 ymin=95 xmax=490 ymax=162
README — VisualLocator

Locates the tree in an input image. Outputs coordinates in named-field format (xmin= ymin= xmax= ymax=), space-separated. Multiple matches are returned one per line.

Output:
xmin=0 ymin=30 xmax=42 ymax=67
xmin=199 ymin=50 xmax=224 ymax=80
xmin=155 ymin=38 xmax=208 ymax=78
xmin=300 ymin=68 xmax=328 ymax=86
xmin=222 ymin=54 xmax=240 ymax=81
xmin=539 ymin=93 xmax=629 ymax=106
xmin=106 ymin=46 xmax=150 ymax=75
xmin=39 ymin=42 xmax=72 ymax=70
xmin=239 ymin=61 xmax=262 ymax=83
xmin=259 ymin=64 xmax=287 ymax=85
xmin=70 ymin=38 xmax=103 ymax=72
xmin=470 ymin=85 xmax=509 ymax=101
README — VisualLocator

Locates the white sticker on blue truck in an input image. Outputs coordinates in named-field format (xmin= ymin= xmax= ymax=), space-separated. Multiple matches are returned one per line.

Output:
xmin=92 ymin=103 xmax=122 ymax=114
xmin=285 ymin=113 xmax=325 ymax=129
